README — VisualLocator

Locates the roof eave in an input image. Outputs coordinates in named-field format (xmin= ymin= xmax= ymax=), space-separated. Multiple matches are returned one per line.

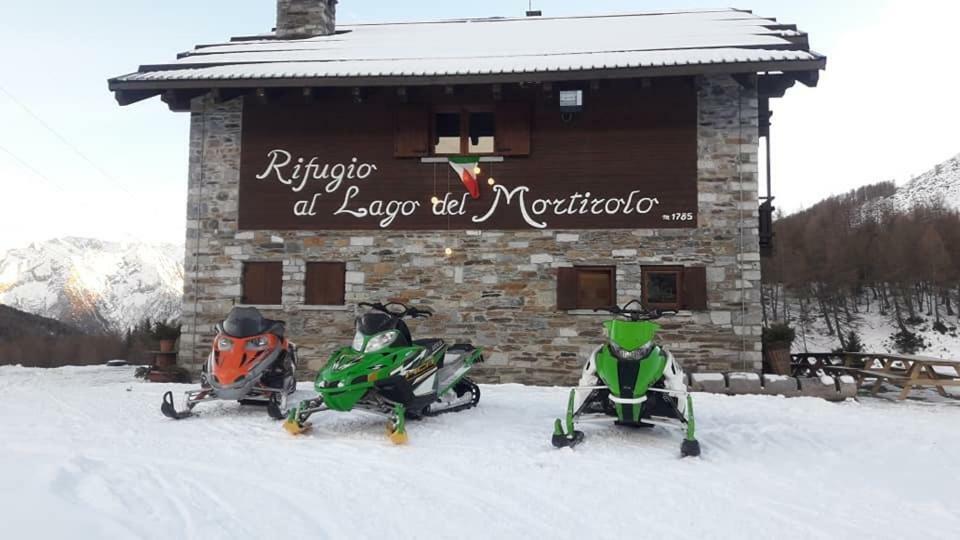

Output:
xmin=108 ymin=57 xmax=826 ymax=97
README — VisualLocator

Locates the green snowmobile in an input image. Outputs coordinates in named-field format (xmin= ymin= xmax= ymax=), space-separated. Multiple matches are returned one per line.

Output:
xmin=551 ymin=301 xmax=701 ymax=457
xmin=282 ymin=302 xmax=483 ymax=443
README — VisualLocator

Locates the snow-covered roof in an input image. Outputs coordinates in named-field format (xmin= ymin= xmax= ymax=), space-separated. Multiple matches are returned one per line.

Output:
xmin=109 ymin=9 xmax=825 ymax=92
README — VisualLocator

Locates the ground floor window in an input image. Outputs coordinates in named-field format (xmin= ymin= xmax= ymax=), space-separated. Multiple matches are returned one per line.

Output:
xmin=642 ymin=266 xmax=708 ymax=311
xmin=305 ymin=262 xmax=346 ymax=305
xmin=242 ymin=262 xmax=282 ymax=305
xmin=557 ymin=266 xmax=616 ymax=310
xmin=642 ymin=266 xmax=683 ymax=310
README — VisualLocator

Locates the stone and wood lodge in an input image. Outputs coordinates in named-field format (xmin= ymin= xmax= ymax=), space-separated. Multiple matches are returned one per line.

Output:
xmin=109 ymin=1 xmax=825 ymax=384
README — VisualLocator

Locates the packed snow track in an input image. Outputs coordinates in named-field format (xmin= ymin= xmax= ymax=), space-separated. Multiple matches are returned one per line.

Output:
xmin=1 ymin=366 xmax=958 ymax=539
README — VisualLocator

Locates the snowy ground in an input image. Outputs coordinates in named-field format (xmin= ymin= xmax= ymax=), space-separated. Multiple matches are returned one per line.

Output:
xmin=2 ymin=366 xmax=960 ymax=540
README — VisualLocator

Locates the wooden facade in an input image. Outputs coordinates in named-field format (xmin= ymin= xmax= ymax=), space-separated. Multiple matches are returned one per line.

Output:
xmin=237 ymin=78 xmax=698 ymax=231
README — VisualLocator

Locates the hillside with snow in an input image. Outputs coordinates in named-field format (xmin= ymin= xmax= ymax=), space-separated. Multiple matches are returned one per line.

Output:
xmin=0 ymin=238 xmax=183 ymax=333
xmin=792 ymin=308 xmax=960 ymax=359
xmin=863 ymin=152 xmax=960 ymax=214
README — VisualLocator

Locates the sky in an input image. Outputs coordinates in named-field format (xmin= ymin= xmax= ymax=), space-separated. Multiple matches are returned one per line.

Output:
xmin=1 ymin=0 xmax=958 ymax=252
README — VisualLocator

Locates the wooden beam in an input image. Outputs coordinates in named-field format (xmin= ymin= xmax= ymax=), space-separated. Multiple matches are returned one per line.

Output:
xmin=732 ymin=73 xmax=757 ymax=90
xmin=758 ymin=74 xmax=797 ymax=98
xmin=211 ymin=88 xmax=246 ymax=103
xmin=492 ymin=83 xmax=502 ymax=101
xmin=794 ymin=70 xmax=820 ymax=87
xmin=542 ymin=81 xmax=553 ymax=100
xmin=160 ymin=89 xmax=206 ymax=112
xmin=114 ymin=89 xmax=161 ymax=106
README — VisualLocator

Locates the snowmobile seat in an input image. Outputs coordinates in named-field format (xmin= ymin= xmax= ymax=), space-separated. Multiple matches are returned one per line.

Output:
xmin=413 ymin=339 xmax=445 ymax=359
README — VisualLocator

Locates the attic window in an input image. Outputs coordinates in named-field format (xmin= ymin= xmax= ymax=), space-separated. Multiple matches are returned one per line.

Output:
xmin=395 ymin=103 xmax=530 ymax=158
xmin=432 ymin=108 xmax=495 ymax=156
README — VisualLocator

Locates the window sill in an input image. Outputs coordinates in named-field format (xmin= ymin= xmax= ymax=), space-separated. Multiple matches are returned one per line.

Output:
xmin=300 ymin=305 xmax=351 ymax=312
xmin=420 ymin=156 xmax=504 ymax=164
xmin=236 ymin=304 xmax=283 ymax=310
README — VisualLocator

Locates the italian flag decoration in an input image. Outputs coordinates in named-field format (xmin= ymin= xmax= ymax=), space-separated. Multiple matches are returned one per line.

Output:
xmin=448 ymin=156 xmax=481 ymax=199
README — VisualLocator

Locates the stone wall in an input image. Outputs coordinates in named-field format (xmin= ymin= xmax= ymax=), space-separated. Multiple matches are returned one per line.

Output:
xmin=276 ymin=0 xmax=336 ymax=38
xmin=179 ymin=74 xmax=762 ymax=385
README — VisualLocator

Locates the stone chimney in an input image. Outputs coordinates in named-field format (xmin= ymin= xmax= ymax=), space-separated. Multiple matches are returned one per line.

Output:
xmin=276 ymin=0 xmax=337 ymax=38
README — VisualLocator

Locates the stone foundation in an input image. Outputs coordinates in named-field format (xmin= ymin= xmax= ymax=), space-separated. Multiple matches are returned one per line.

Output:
xmin=179 ymin=74 xmax=762 ymax=385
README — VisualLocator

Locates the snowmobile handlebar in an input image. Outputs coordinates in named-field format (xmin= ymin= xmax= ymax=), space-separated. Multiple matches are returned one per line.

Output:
xmin=594 ymin=301 xmax=677 ymax=321
xmin=358 ymin=302 xmax=434 ymax=319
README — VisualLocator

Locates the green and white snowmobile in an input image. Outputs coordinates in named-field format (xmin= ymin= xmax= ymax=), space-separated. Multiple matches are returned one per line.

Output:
xmin=551 ymin=301 xmax=701 ymax=457
xmin=283 ymin=302 xmax=483 ymax=443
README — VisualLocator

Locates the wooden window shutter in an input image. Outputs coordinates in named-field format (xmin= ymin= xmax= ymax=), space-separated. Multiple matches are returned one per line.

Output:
xmin=576 ymin=267 xmax=616 ymax=310
xmin=305 ymin=262 xmax=346 ymax=305
xmin=394 ymin=105 xmax=430 ymax=157
xmin=681 ymin=266 xmax=708 ymax=311
xmin=556 ymin=267 xmax=578 ymax=310
xmin=242 ymin=262 xmax=283 ymax=305
xmin=495 ymin=102 xmax=531 ymax=156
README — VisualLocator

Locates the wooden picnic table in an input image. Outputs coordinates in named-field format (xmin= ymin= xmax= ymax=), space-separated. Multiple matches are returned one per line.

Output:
xmin=792 ymin=352 xmax=960 ymax=400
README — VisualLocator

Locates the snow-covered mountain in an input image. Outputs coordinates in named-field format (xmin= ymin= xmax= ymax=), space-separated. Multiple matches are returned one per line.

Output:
xmin=0 ymin=237 xmax=183 ymax=333
xmin=872 ymin=153 xmax=960 ymax=212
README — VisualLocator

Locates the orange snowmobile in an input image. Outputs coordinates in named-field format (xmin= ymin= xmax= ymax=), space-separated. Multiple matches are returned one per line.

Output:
xmin=161 ymin=307 xmax=298 ymax=420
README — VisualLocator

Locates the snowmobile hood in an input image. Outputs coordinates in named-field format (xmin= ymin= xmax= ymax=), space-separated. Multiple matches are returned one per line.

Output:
xmin=604 ymin=320 xmax=659 ymax=351
xmin=319 ymin=346 xmax=417 ymax=385
xmin=316 ymin=345 xmax=425 ymax=411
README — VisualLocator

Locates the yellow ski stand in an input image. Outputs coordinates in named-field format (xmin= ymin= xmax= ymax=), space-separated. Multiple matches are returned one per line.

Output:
xmin=387 ymin=403 xmax=408 ymax=445
xmin=283 ymin=419 xmax=311 ymax=435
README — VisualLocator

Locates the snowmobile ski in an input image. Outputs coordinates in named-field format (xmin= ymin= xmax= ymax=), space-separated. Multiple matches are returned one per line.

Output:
xmin=161 ymin=391 xmax=196 ymax=420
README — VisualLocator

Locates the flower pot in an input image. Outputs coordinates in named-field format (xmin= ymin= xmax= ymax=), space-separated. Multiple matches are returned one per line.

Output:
xmin=155 ymin=353 xmax=177 ymax=369
xmin=764 ymin=344 xmax=793 ymax=375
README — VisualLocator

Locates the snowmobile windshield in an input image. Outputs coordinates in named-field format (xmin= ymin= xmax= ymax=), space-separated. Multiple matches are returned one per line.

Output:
xmin=604 ymin=320 xmax=659 ymax=352
xmin=223 ymin=307 xmax=271 ymax=338
xmin=356 ymin=312 xmax=411 ymax=345
xmin=356 ymin=312 xmax=398 ymax=335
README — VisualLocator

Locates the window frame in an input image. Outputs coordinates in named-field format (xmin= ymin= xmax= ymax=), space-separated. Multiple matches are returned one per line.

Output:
xmin=241 ymin=261 xmax=283 ymax=306
xmin=557 ymin=265 xmax=617 ymax=311
xmin=304 ymin=261 xmax=346 ymax=306
xmin=641 ymin=266 xmax=684 ymax=311
xmin=431 ymin=105 xmax=496 ymax=157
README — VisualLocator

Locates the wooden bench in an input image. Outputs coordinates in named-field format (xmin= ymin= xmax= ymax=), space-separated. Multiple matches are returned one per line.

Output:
xmin=792 ymin=352 xmax=960 ymax=400
xmin=844 ymin=353 xmax=960 ymax=400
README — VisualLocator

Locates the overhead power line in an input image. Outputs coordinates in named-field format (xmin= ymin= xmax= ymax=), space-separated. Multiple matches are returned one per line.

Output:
xmin=0 ymin=84 xmax=140 ymax=199
xmin=0 ymin=142 xmax=67 ymax=192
